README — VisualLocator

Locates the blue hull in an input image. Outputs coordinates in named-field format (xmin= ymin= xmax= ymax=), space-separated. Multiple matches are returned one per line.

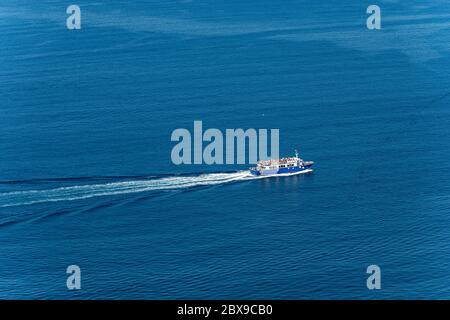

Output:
xmin=250 ymin=165 xmax=312 ymax=176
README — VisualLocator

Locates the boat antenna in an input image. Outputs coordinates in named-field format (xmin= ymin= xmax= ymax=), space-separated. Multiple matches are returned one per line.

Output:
xmin=295 ymin=149 xmax=299 ymax=158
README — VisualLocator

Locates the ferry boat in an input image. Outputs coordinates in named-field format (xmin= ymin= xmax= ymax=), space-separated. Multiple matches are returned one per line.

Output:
xmin=249 ymin=150 xmax=314 ymax=176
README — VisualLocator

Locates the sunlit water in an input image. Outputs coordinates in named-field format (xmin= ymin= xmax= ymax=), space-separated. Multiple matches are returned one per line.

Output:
xmin=1 ymin=0 xmax=450 ymax=299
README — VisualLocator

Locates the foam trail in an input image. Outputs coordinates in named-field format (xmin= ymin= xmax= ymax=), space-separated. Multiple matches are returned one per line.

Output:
xmin=0 ymin=171 xmax=254 ymax=208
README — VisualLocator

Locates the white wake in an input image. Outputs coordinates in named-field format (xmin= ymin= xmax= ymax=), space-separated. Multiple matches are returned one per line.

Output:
xmin=0 ymin=171 xmax=254 ymax=208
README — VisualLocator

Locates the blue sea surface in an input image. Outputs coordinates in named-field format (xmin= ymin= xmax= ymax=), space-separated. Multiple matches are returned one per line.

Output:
xmin=1 ymin=0 xmax=450 ymax=299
